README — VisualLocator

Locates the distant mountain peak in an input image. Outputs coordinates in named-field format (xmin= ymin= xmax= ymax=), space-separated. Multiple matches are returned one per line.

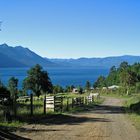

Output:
xmin=0 ymin=43 xmax=55 ymax=68
xmin=0 ymin=43 xmax=9 ymax=47
xmin=15 ymin=46 xmax=23 ymax=49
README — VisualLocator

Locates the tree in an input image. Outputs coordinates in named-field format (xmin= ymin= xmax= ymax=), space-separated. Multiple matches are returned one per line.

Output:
xmin=8 ymin=77 xmax=18 ymax=99
xmin=135 ymin=82 xmax=140 ymax=93
xmin=93 ymin=76 xmax=106 ymax=88
xmin=53 ymin=85 xmax=64 ymax=94
xmin=120 ymin=69 xmax=137 ymax=87
xmin=0 ymin=83 xmax=10 ymax=99
xmin=106 ymin=66 xmax=119 ymax=86
xmin=94 ymin=62 xmax=140 ymax=94
xmin=119 ymin=61 xmax=129 ymax=71
xmin=18 ymin=90 xmax=27 ymax=97
xmin=0 ymin=80 xmax=11 ymax=122
xmin=110 ymin=66 xmax=117 ymax=73
xmin=0 ymin=80 xmax=3 ymax=87
xmin=8 ymin=77 xmax=18 ymax=118
xmin=85 ymin=81 xmax=91 ymax=91
xmin=23 ymin=64 xmax=53 ymax=97
xmin=78 ymin=86 xmax=83 ymax=94
xmin=65 ymin=85 xmax=75 ymax=92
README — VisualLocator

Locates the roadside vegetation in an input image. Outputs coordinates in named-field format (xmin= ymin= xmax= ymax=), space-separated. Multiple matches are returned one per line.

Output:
xmin=94 ymin=61 xmax=140 ymax=95
xmin=0 ymin=64 xmax=103 ymax=131
xmin=123 ymin=95 xmax=140 ymax=129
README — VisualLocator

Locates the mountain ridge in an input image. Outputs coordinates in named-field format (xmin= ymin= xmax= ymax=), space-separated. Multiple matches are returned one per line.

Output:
xmin=0 ymin=44 xmax=55 ymax=67
xmin=0 ymin=43 xmax=140 ymax=68
xmin=49 ymin=55 xmax=140 ymax=68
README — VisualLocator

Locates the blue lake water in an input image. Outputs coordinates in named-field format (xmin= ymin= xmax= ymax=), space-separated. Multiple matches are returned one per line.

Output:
xmin=0 ymin=67 xmax=109 ymax=88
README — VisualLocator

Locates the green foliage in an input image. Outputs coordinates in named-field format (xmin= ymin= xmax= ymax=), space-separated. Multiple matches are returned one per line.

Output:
xmin=93 ymin=76 xmax=106 ymax=88
xmin=78 ymin=86 xmax=83 ymax=94
xmin=65 ymin=85 xmax=75 ymax=92
xmin=0 ymin=83 xmax=10 ymax=98
xmin=53 ymin=85 xmax=64 ymax=94
xmin=106 ymin=66 xmax=119 ymax=86
xmin=94 ymin=61 xmax=140 ymax=94
xmin=124 ymin=95 xmax=140 ymax=129
xmin=0 ymin=80 xmax=3 ymax=87
xmin=18 ymin=90 xmax=27 ymax=97
xmin=119 ymin=61 xmax=129 ymax=71
xmin=135 ymin=82 xmax=140 ymax=93
xmin=23 ymin=64 xmax=53 ymax=97
xmin=85 ymin=81 xmax=91 ymax=91
xmin=8 ymin=77 xmax=18 ymax=99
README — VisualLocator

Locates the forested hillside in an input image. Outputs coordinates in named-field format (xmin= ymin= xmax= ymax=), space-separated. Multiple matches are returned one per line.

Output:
xmin=94 ymin=62 xmax=140 ymax=93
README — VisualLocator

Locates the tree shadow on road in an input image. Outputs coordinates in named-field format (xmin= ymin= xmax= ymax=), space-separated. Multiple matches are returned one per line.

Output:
xmin=19 ymin=114 xmax=111 ymax=125
xmin=0 ymin=113 xmax=111 ymax=134
xmin=93 ymin=104 xmax=125 ymax=114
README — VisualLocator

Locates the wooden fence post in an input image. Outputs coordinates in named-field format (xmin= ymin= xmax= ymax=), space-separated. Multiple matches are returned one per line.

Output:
xmin=86 ymin=96 xmax=89 ymax=105
xmin=12 ymin=91 xmax=17 ymax=119
xmin=66 ymin=97 xmax=69 ymax=111
xmin=54 ymin=96 xmax=56 ymax=112
xmin=44 ymin=95 xmax=46 ymax=115
xmin=30 ymin=94 xmax=33 ymax=116
xmin=61 ymin=97 xmax=63 ymax=112
xmin=84 ymin=97 xmax=86 ymax=105
xmin=72 ymin=98 xmax=74 ymax=108
xmin=82 ymin=97 xmax=84 ymax=105
xmin=92 ymin=96 xmax=94 ymax=103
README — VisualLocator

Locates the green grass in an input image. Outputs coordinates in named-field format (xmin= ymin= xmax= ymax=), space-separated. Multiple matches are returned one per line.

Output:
xmin=56 ymin=92 xmax=90 ymax=98
xmin=123 ymin=94 xmax=140 ymax=129
xmin=17 ymin=99 xmax=44 ymax=116
xmin=0 ymin=93 xmax=103 ymax=130
xmin=126 ymin=113 xmax=140 ymax=129
xmin=101 ymin=92 xmax=132 ymax=99
xmin=0 ymin=121 xmax=24 ymax=131
xmin=0 ymin=121 xmax=23 ymax=127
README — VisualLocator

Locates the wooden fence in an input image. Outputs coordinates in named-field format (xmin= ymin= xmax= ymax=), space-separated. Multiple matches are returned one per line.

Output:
xmin=72 ymin=97 xmax=84 ymax=108
xmin=1 ymin=94 xmax=98 ymax=122
xmin=86 ymin=95 xmax=94 ymax=104
xmin=46 ymin=96 xmax=63 ymax=112
xmin=46 ymin=95 xmax=96 ymax=112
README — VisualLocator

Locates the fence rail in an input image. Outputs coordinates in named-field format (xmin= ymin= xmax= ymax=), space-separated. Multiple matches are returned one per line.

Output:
xmin=0 ymin=94 xmax=99 ymax=122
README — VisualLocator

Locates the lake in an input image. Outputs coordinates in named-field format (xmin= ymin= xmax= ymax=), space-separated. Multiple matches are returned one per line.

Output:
xmin=0 ymin=67 xmax=109 ymax=88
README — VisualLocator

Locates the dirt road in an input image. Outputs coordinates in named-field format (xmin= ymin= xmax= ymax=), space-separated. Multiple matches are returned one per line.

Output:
xmin=15 ymin=97 xmax=140 ymax=140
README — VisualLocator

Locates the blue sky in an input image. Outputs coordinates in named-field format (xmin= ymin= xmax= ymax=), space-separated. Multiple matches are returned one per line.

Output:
xmin=0 ymin=0 xmax=140 ymax=58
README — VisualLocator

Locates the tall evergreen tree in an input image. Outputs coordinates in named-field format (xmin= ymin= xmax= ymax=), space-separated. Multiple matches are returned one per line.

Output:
xmin=8 ymin=77 xmax=18 ymax=99
xmin=85 ymin=81 xmax=91 ymax=91
xmin=23 ymin=64 xmax=53 ymax=97
xmin=8 ymin=77 xmax=18 ymax=118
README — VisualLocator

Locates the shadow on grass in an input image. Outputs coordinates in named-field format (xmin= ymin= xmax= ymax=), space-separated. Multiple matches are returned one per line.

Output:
xmin=93 ymin=104 xmax=125 ymax=114
xmin=129 ymin=101 xmax=140 ymax=115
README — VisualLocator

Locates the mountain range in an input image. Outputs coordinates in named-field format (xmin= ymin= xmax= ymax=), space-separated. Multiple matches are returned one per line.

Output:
xmin=0 ymin=44 xmax=55 ymax=67
xmin=0 ymin=43 xmax=140 ymax=68
xmin=49 ymin=55 xmax=140 ymax=68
